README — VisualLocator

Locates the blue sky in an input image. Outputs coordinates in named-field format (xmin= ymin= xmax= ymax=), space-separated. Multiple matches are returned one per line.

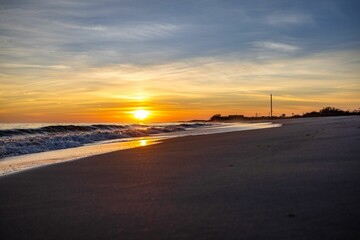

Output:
xmin=0 ymin=0 xmax=359 ymax=122
xmin=1 ymin=0 xmax=359 ymax=65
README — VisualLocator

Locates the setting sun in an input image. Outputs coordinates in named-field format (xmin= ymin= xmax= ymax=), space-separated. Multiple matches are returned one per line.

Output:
xmin=133 ymin=110 xmax=150 ymax=120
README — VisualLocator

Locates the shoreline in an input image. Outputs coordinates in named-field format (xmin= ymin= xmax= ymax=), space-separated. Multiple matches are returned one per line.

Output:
xmin=0 ymin=116 xmax=359 ymax=239
xmin=0 ymin=138 xmax=163 ymax=177
xmin=0 ymin=122 xmax=280 ymax=177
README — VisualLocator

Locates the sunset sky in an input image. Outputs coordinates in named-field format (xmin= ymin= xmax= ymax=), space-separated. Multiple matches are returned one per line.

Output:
xmin=0 ymin=0 xmax=359 ymax=123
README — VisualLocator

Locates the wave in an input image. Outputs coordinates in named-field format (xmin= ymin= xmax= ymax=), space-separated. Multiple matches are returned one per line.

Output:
xmin=0 ymin=123 xmax=211 ymax=158
xmin=0 ymin=124 xmax=126 ymax=137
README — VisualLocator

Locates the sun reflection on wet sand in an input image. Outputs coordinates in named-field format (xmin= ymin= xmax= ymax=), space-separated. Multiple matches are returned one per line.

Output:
xmin=0 ymin=138 xmax=160 ymax=176
xmin=139 ymin=139 xmax=148 ymax=146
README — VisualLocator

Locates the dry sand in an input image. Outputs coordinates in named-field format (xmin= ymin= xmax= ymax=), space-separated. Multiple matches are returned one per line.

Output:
xmin=0 ymin=116 xmax=359 ymax=240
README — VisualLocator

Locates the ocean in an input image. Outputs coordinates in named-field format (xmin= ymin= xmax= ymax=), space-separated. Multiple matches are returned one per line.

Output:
xmin=0 ymin=122 xmax=281 ymax=175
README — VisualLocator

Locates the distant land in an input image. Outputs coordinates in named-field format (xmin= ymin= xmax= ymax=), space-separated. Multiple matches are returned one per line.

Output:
xmin=208 ymin=107 xmax=360 ymax=122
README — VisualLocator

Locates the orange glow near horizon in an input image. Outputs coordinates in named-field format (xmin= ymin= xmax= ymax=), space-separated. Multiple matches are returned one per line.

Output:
xmin=1 ymin=51 xmax=359 ymax=123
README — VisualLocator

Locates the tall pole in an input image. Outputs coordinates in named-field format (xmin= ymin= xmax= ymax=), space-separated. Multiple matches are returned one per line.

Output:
xmin=270 ymin=94 xmax=273 ymax=118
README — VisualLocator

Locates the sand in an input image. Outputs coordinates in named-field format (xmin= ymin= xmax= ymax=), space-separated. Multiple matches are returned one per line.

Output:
xmin=0 ymin=116 xmax=359 ymax=239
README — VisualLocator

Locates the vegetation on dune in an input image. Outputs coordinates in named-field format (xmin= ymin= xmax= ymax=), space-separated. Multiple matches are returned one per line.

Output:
xmin=210 ymin=107 xmax=360 ymax=121
xmin=302 ymin=106 xmax=359 ymax=117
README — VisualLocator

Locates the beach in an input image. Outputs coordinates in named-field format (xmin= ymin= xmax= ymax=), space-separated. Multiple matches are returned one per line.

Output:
xmin=0 ymin=116 xmax=359 ymax=239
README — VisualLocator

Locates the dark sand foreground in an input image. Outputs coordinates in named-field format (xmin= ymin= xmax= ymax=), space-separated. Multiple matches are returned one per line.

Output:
xmin=1 ymin=116 xmax=359 ymax=240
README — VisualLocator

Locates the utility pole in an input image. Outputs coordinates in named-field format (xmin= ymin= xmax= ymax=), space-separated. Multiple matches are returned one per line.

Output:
xmin=270 ymin=94 xmax=273 ymax=118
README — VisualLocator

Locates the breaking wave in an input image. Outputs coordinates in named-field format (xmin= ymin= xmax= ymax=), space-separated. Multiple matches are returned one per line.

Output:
xmin=0 ymin=123 xmax=211 ymax=158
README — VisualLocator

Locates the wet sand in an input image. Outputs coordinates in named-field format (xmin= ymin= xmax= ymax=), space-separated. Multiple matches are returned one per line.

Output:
xmin=0 ymin=116 xmax=359 ymax=239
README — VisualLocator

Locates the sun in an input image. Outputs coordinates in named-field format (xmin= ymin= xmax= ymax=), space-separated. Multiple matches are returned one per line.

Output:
xmin=133 ymin=110 xmax=150 ymax=120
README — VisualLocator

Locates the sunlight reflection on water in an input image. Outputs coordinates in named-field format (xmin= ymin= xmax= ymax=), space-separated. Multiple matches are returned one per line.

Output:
xmin=0 ymin=137 xmax=159 ymax=176
xmin=139 ymin=139 xmax=148 ymax=146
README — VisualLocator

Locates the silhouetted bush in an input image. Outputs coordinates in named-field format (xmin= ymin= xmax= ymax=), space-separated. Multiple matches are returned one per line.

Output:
xmin=209 ymin=106 xmax=359 ymax=121
xmin=303 ymin=106 xmax=355 ymax=117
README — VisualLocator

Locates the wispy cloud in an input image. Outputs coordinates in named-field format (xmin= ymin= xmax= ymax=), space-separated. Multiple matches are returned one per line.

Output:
xmin=63 ymin=24 xmax=107 ymax=32
xmin=0 ymin=7 xmax=182 ymax=41
xmin=107 ymin=22 xmax=182 ymax=41
xmin=253 ymin=41 xmax=300 ymax=53
xmin=0 ymin=64 xmax=70 ymax=69
xmin=266 ymin=13 xmax=313 ymax=25
xmin=0 ymin=6 xmax=184 ymax=69
xmin=60 ymin=22 xmax=183 ymax=41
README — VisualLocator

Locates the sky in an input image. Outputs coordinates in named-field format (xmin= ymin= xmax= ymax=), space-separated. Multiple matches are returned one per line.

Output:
xmin=0 ymin=0 xmax=359 ymax=123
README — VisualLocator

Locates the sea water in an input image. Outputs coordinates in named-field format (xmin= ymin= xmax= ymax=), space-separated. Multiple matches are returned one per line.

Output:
xmin=0 ymin=122 xmax=280 ymax=175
